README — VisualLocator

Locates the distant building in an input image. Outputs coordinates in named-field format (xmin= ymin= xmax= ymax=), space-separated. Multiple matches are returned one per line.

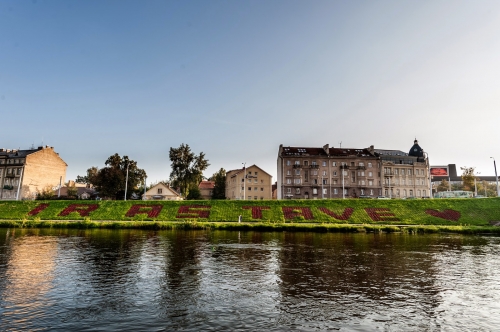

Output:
xmin=277 ymin=144 xmax=382 ymax=199
xmin=226 ymin=165 xmax=273 ymax=200
xmin=0 ymin=146 xmax=67 ymax=200
xmin=143 ymin=182 xmax=183 ymax=201
xmin=198 ymin=181 xmax=215 ymax=200
xmin=375 ymin=139 xmax=431 ymax=198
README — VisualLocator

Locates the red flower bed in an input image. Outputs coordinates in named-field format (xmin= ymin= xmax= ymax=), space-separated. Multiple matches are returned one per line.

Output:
xmin=364 ymin=208 xmax=399 ymax=221
xmin=176 ymin=205 xmax=211 ymax=219
xmin=125 ymin=205 xmax=163 ymax=218
xmin=58 ymin=204 xmax=99 ymax=217
xmin=28 ymin=203 xmax=50 ymax=216
xmin=318 ymin=207 xmax=354 ymax=220
xmin=242 ymin=206 xmax=270 ymax=219
xmin=425 ymin=209 xmax=461 ymax=221
xmin=282 ymin=207 xmax=314 ymax=220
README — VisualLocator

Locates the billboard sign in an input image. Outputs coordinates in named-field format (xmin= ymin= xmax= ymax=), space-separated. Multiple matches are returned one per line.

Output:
xmin=430 ymin=166 xmax=449 ymax=176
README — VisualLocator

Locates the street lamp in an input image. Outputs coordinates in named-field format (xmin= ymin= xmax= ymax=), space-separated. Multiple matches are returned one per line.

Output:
xmin=491 ymin=157 xmax=500 ymax=197
xmin=342 ymin=163 xmax=345 ymax=199
xmin=474 ymin=172 xmax=480 ymax=197
xmin=124 ymin=162 xmax=129 ymax=201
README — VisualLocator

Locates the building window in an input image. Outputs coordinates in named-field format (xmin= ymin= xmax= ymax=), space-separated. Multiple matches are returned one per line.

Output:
xmin=333 ymin=180 xmax=337 ymax=184
xmin=322 ymin=179 xmax=327 ymax=185
xmin=248 ymin=187 xmax=251 ymax=191
xmin=360 ymin=189 xmax=364 ymax=195
xmin=322 ymin=171 xmax=327 ymax=176
xmin=359 ymin=162 xmax=364 ymax=167
xmin=403 ymin=189 xmax=407 ymax=197
xmin=287 ymin=179 xmax=291 ymax=184
xmin=394 ymin=169 xmax=398 ymax=175
xmin=423 ymin=190 xmax=427 ymax=196
xmin=286 ymin=161 xmax=291 ymax=166
xmin=254 ymin=196 xmax=258 ymax=200
xmin=261 ymin=188 xmax=264 ymax=191
xmin=370 ymin=189 xmax=374 ymax=195
xmin=260 ymin=197 xmax=264 ymax=200
xmin=295 ymin=169 xmax=300 ymax=175
xmin=322 ymin=188 xmax=327 ymax=194
xmin=296 ymin=188 xmax=301 ymax=194
xmin=417 ymin=190 xmax=421 ymax=196
xmin=313 ymin=170 xmax=318 ymax=175
xmin=322 ymin=161 xmax=327 ymax=167
xmin=332 ymin=162 xmax=337 ymax=166
xmin=368 ymin=171 xmax=373 ymax=177
xmin=254 ymin=187 xmax=257 ymax=191
xmin=294 ymin=179 xmax=301 ymax=184
xmin=254 ymin=179 xmax=258 ymax=183
xmin=334 ymin=188 xmax=338 ymax=194
xmin=158 ymin=188 xmax=163 ymax=194
xmin=295 ymin=160 xmax=300 ymax=165
xmin=368 ymin=163 xmax=372 ymax=168
xmin=313 ymin=188 xmax=318 ymax=195
xmin=255 ymin=172 xmax=258 ymax=176
xmin=304 ymin=160 xmax=309 ymax=166
xmin=312 ymin=161 xmax=317 ymax=166
xmin=287 ymin=170 xmax=291 ymax=175
xmin=313 ymin=179 xmax=318 ymax=184
xmin=408 ymin=170 xmax=412 ymax=176
xmin=401 ymin=169 xmax=405 ymax=175
xmin=7 ymin=168 xmax=11 ymax=174
xmin=409 ymin=190 xmax=414 ymax=197
xmin=333 ymin=171 xmax=337 ymax=176
xmin=287 ymin=188 xmax=291 ymax=193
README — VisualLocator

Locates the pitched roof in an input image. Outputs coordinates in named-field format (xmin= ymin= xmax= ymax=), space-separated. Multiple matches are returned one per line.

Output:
xmin=199 ymin=181 xmax=215 ymax=189
xmin=227 ymin=164 xmax=273 ymax=178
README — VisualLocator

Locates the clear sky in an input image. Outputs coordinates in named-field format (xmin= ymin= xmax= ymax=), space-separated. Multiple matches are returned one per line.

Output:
xmin=1 ymin=0 xmax=500 ymax=184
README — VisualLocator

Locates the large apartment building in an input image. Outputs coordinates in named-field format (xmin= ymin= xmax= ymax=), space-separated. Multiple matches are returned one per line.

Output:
xmin=226 ymin=165 xmax=273 ymax=200
xmin=376 ymin=139 xmax=431 ymax=198
xmin=0 ymin=146 xmax=67 ymax=200
xmin=277 ymin=144 xmax=383 ymax=199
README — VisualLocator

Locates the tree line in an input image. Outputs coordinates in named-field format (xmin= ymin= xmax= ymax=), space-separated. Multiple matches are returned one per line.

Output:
xmin=73 ymin=144 xmax=226 ymax=200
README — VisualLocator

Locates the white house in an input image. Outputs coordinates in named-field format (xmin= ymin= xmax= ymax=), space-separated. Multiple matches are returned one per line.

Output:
xmin=143 ymin=182 xmax=183 ymax=201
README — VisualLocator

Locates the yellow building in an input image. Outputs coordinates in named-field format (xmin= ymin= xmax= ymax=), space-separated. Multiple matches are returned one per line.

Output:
xmin=143 ymin=182 xmax=183 ymax=200
xmin=226 ymin=165 xmax=273 ymax=200
xmin=0 ymin=146 xmax=67 ymax=200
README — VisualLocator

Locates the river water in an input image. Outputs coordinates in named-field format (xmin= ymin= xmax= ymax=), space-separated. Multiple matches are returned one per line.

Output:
xmin=0 ymin=228 xmax=499 ymax=331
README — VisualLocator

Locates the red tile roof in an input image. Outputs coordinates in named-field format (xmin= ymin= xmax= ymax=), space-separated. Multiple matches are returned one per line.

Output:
xmin=199 ymin=181 xmax=215 ymax=189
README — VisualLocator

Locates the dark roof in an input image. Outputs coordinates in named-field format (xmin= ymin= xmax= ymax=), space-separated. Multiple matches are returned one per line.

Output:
xmin=0 ymin=148 xmax=39 ymax=158
xmin=280 ymin=146 xmax=376 ymax=157
xmin=375 ymin=149 xmax=409 ymax=157
xmin=408 ymin=139 xmax=424 ymax=158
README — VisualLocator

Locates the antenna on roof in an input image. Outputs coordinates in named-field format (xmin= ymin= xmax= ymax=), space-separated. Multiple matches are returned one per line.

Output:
xmin=31 ymin=142 xmax=35 ymax=150
xmin=339 ymin=141 xmax=342 ymax=148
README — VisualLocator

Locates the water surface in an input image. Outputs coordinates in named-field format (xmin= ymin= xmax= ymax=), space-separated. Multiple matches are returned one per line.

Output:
xmin=0 ymin=228 xmax=499 ymax=331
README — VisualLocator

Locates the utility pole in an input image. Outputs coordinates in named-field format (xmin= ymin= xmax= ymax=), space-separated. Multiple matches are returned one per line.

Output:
xmin=491 ymin=157 xmax=500 ymax=197
xmin=124 ymin=162 xmax=129 ymax=201
xmin=242 ymin=162 xmax=246 ymax=200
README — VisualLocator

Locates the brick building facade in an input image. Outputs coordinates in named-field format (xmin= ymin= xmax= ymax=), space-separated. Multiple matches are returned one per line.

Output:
xmin=0 ymin=146 xmax=67 ymax=200
xmin=277 ymin=144 xmax=383 ymax=199
xmin=226 ymin=165 xmax=273 ymax=200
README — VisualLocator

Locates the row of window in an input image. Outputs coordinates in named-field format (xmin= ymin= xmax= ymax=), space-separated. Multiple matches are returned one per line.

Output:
xmin=1 ymin=179 xmax=19 ymax=186
xmin=287 ymin=170 xmax=375 ymax=177
xmin=384 ymin=179 xmax=426 ymax=186
xmin=0 ymin=159 xmax=24 ymax=165
xmin=0 ymin=168 xmax=22 ymax=176
xmin=287 ymin=188 xmax=380 ymax=196
xmin=383 ymin=168 xmax=426 ymax=176
xmin=241 ymin=187 xmax=265 ymax=191
xmin=384 ymin=189 xmax=427 ymax=197
xmin=287 ymin=160 xmax=375 ymax=168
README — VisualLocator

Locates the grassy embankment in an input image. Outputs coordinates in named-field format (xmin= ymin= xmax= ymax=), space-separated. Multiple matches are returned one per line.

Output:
xmin=0 ymin=198 xmax=499 ymax=233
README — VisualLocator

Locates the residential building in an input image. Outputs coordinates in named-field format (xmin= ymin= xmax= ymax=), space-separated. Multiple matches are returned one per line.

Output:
xmin=143 ymin=182 xmax=183 ymax=200
xmin=0 ymin=146 xmax=67 ymax=200
xmin=198 ymin=181 xmax=215 ymax=200
xmin=277 ymin=144 xmax=382 ymax=199
xmin=226 ymin=165 xmax=273 ymax=200
xmin=375 ymin=139 xmax=431 ymax=198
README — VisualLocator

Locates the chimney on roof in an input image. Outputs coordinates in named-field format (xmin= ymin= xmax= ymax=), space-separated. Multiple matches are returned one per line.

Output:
xmin=368 ymin=145 xmax=374 ymax=153
xmin=38 ymin=146 xmax=43 ymax=150
xmin=0 ymin=149 xmax=4 ymax=152
xmin=323 ymin=144 xmax=329 ymax=155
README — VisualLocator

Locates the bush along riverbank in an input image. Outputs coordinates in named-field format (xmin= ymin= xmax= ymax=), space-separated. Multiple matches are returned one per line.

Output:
xmin=0 ymin=198 xmax=499 ymax=227
xmin=1 ymin=219 xmax=500 ymax=234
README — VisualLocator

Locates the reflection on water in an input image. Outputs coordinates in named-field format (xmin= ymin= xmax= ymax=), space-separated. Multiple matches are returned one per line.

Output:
xmin=0 ymin=228 xmax=499 ymax=331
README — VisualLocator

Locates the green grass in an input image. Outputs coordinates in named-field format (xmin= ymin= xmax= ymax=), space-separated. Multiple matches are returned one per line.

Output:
xmin=0 ymin=198 xmax=499 ymax=227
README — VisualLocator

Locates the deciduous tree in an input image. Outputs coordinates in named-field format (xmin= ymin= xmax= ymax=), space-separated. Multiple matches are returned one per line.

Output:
xmin=210 ymin=168 xmax=226 ymax=199
xmin=76 ymin=154 xmax=146 ymax=199
xmin=169 ymin=144 xmax=209 ymax=197
xmin=460 ymin=166 xmax=475 ymax=191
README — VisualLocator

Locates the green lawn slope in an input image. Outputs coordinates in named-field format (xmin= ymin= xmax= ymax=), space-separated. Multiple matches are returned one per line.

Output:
xmin=0 ymin=198 xmax=499 ymax=226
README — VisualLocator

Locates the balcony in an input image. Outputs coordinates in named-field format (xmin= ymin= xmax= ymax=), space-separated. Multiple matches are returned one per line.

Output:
xmin=5 ymin=173 xmax=15 ymax=178
xmin=384 ymin=172 xmax=395 ymax=177
xmin=292 ymin=164 xmax=302 ymax=168
xmin=340 ymin=165 xmax=349 ymax=170
xmin=357 ymin=166 xmax=366 ymax=170
xmin=310 ymin=164 xmax=319 ymax=169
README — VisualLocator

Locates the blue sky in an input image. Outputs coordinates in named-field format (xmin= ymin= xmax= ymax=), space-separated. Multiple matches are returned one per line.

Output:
xmin=1 ymin=0 xmax=500 ymax=183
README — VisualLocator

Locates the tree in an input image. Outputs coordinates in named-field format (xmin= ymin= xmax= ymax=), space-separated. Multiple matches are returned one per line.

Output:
xmin=436 ymin=179 xmax=449 ymax=192
xmin=186 ymin=185 xmax=201 ymax=200
xmin=210 ymin=168 xmax=226 ymax=199
xmin=36 ymin=185 xmax=54 ymax=200
xmin=76 ymin=154 xmax=146 ymax=199
xmin=460 ymin=166 xmax=475 ymax=191
xmin=169 ymin=144 xmax=210 ymax=197
xmin=66 ymin=181 xmax=78 ymax=198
